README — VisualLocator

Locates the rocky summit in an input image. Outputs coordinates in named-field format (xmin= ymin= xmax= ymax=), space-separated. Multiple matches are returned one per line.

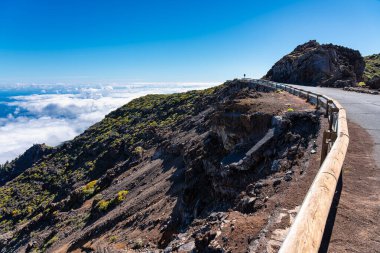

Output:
xmin=0 ymin=80 xmax=321 ymax=252
xmin=264 ymin=40 xmax=365 ymax=87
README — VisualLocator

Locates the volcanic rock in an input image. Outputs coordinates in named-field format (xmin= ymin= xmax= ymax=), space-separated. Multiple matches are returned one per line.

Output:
xmin=367 ymin=76 xmax=380 ymax=90
xmin=264 ymin=40 xmax=365 ymax=87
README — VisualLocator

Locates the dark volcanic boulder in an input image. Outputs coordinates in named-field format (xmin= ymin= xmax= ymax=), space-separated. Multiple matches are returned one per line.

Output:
xmin=264 ymin=40 xmax=365 ymax=87
xmin=367 ymin=76 xmax=380 ymax=89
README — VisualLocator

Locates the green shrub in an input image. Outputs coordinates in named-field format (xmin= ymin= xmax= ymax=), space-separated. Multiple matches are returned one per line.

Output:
xmin=85 ymin=161 xmax=95 ymax=171
xmin=97 ymin=200 xmax=110 ymax=212
xmin=109 ymin=235 xmax=117 ymax=243
xmin=133 ymin=146 xmax=144 ymax=156
xmin=27 ymin=206 xmax=34 ymax=215
xmin=82 ymin=180 xmax=98 ymax=196
xmin=11 ymin=209 xmax=21 ymax=217
xmin=116 ymin=190 xmax=129 ymax=202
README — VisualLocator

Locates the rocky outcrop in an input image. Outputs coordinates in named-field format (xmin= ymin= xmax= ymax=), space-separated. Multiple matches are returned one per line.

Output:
xmin=0 ymin=144 xmax=54 ymax=186
xmin=367 ymin=76 xmax=380 ymax=89
xmin=343 ymin=86 xmax=379 ymax=95
xmin=264 ymin=40 xmax=365 ymax=87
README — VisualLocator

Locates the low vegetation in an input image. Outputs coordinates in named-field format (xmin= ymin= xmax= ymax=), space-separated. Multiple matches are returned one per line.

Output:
xmin=82 ymin=180 xmax=98 ymax=196
xmin=0 ymin=85 xmax=221 ymax=240
xmin=94 ymin=189 xmax=129 ymax=213
xmin=363 ymin=53 xmax=380 ymax=81
xmin=361 ymin=54 xmax=380 ymax=89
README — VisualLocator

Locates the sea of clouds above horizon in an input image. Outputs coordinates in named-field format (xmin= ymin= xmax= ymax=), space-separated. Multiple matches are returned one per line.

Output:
xmin=0 ymin=82 xmax=217 ymax=164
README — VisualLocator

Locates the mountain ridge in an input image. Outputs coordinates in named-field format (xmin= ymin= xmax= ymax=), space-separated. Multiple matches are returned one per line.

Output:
xmin=2 ymin=40 xmax=377 ymax=252
xmin=0 ymin=79 xmax=321 ymax=252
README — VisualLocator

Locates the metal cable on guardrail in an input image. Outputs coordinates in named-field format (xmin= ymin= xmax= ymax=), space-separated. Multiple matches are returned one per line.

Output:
xmin=248 ymin=79 xmax=349 ymax=253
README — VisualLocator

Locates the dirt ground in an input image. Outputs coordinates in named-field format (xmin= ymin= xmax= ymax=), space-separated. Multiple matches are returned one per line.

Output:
xmin=324 ymin=121 xmax=380 ymax=253
xmin=251 ymin=116 xmax=328 ymax=253
xmin=255 ymin=120 xmax=380 ymax=253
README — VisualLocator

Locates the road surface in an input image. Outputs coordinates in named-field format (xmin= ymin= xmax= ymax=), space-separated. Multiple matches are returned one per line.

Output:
xmin=290 ymin=85 xmax=380 ymax=164
xmin=289 ymin=85 xmax=380 ymax=252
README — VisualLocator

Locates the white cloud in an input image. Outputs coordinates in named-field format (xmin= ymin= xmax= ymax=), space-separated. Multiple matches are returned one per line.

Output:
xmin=0 ymin=117 xmax=78 ymax=163
xmin=0 ymin=83 xmax=216 ymax=164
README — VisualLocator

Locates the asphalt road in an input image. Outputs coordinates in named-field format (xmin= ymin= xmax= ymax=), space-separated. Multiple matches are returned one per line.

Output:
xmin=290 ymin=85 xmax=380 ymax=164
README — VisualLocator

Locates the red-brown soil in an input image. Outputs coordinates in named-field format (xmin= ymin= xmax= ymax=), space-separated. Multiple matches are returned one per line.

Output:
xmin=326 ymin=122 xmax=380 ymax=253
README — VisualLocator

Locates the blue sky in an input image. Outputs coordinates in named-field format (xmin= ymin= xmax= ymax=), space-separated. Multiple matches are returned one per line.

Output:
xmin=0 ymin=0 xmax=379 ymax=84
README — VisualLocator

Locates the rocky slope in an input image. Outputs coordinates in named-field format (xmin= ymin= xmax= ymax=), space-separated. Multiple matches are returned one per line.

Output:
xmin=0 ymin=144 xmax=54 ymax=187
xmin=264 ymin=40 xmax=365 ymax=87
xmin=0 ymin=80 xmax=321 ymax=252
xmin=364 ymin=54 xmax=380 ymax=89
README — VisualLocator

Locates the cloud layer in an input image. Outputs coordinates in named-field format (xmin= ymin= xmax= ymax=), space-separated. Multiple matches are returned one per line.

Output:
xmin=0 ymin=83 xmax=216 ymax=164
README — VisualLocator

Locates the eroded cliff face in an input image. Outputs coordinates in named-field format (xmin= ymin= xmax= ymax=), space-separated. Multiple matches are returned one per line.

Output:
xmin=167 ymin=95 xmax=319 ymax=228
xmin=264 ymin=40 xmax=365 ymax=87
xmin=0 ymin=80 xmax=320 ymax=253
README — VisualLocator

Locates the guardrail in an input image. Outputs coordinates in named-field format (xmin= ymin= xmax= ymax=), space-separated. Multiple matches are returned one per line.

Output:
xmin=249 ymin=79 xmax=349 ymax=253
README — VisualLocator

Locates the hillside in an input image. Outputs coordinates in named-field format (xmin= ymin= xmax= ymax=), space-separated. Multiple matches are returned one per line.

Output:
xmin=0 ymin=144 xmax=54 ymax=187
xmin=0 ymin=80 xmax=321 ymax=252
xmin=364 ymin=54 xmax=380 ymax=89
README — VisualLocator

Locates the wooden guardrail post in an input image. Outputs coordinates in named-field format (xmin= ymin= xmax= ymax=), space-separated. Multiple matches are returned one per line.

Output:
xmin=325 ymin=100 xmax=332 ymax=118
xmin=329 ymin=108 xmax=339 ymax=131
xmin=320 ymin=130 xmax=337 ymax=166
xmin=316 ymin=95 xmax=320 ymax=109
xmin=321 ymin=131 xmax=329 ymax=166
